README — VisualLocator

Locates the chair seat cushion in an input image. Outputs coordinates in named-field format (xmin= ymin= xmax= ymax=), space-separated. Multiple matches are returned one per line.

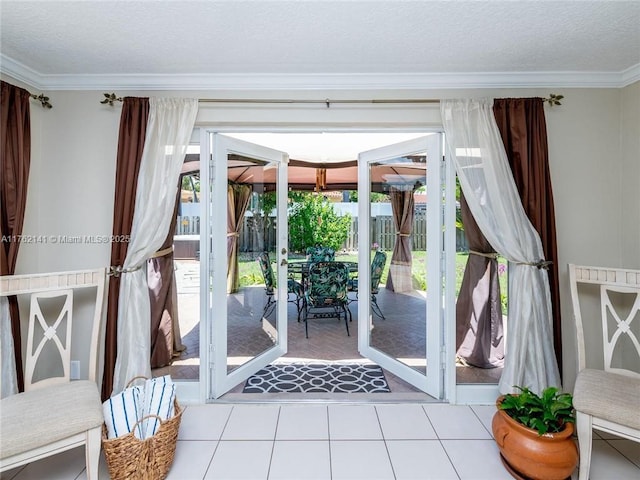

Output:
xmin=0 ymin=380 xmax=103 ymax=459
xmin=573 ymin=369 xmax=640 ymax=430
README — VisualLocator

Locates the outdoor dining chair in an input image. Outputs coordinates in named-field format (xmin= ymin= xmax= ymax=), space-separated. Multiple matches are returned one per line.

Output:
xmin=306 ymin=246 xmax=336 ymax=263
xmin=303 ymin=261 xmax=351 ymax=338
xmin=257 ymin=252 xmax=304 ymax=320
xmin=348 ymin=250 xmax=387 ymax=319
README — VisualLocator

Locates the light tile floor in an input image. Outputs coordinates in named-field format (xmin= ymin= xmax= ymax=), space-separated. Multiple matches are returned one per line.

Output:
xmin=2 ymin=403 xmax=639 ymax=480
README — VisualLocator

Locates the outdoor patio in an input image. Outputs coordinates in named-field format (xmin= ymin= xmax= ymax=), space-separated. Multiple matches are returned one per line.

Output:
xmin=152 ymin=261 xmax=502 ymax=397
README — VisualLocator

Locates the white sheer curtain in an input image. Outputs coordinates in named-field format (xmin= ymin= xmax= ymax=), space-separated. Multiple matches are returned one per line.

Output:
xmin=112 ymin=97 xmax=198 ymax=394
xmin=1 ymin=298 xmax=17 ymax=398
xmin=441 ymin=98 xmax=561 ymax=395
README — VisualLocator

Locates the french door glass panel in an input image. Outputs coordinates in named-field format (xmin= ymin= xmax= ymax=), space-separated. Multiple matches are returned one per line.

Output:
xmin=208 ymin=133 xmax=288 ymax=399
xmin=358 ymin=134 xmax=444 ymax=399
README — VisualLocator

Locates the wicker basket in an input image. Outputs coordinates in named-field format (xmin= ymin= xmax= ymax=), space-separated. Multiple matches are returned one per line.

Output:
xmin=102 ymin=398 xmax=182 ymax=480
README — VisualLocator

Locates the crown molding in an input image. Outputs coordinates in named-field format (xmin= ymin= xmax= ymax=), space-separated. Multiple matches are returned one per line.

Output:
xmin=2 ymin=54 xmax=638 ymax=92
xmin=621 ymin=63 xmax=640 ymax=87
xmin=0 ymin=55 xmax=46 ymax=89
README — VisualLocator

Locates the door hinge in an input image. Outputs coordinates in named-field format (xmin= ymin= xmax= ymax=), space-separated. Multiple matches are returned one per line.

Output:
xmin=440 ymin=348 xmax=447 ymax=370
xmin=208 ymin=344 xmax=215 ymax=366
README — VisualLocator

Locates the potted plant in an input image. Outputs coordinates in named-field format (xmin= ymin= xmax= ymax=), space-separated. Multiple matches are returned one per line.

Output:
xmin=492 ymin=386 xmax=578 ymax=480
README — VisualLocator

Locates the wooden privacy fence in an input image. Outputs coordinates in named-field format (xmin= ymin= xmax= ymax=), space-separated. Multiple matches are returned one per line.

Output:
xmin=175 ymin=212 xmax=467 ymax=253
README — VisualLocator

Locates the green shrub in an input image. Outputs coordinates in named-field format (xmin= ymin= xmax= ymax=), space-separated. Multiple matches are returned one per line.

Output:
xmin=288 ymin=193 xmax=351 ymax=253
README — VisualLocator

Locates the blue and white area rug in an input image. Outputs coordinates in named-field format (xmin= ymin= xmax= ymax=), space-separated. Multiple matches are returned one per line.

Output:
xmin=243 ymin=362 xmax=391 ymax=393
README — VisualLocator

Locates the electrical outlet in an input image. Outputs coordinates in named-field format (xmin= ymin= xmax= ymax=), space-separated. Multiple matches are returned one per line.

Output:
xmin=70 ymin=360 xmax=80 ymax=380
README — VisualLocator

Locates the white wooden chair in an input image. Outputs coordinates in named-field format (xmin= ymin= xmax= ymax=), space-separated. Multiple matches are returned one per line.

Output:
xmin=568 ymin=264 xmax=640 ymax=480
xmin=0 ymin=268 xmax=107 ymax=479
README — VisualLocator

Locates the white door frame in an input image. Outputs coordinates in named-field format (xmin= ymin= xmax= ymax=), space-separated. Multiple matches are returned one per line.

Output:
xmin=176 ymin=125 xmax=495 ymax=405
xmin=357 ymin=134 xmax=447 ymax=399
xmin=201 ymin=132 xmax=290 ymax=400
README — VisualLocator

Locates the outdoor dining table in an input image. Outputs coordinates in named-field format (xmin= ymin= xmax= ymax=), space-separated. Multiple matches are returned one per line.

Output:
xmin=286 ymin=259 xmax=358 ymax=288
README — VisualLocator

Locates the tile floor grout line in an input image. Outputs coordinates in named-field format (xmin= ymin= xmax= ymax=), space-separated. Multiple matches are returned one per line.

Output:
xmin=602 ymin=438 xmax=640 ymax=469
xmin=201 ymin=441 xmax=220 ymax=480
xmin=265 ymin=406 xmax=282 ymax=479
xmin=433 ymin=408 xmax=466 ymax=480
xmin=420 ymin=403 xmax=463 ymax=479
xmin=437 ymin=437 xmax=463 ymax=480
xmin=201 ymin=404 xmax=235 ymax=479
xmin=326 ymin=405 xmax=333 ymax=480
xmin=217 ymin=404 xmax=235 ymax=441
xmin=470 ymin=404 xmax=495 ymax=438
xmin=374 ymin=405 xmax=399 ymax=480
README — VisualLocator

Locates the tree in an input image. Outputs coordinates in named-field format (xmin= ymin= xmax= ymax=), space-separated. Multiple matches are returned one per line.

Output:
xmin=288 ymin=193 xmax=351 ymax=253
xmin=247 ymin=191 xmax=276 ymax=251
xmin=181 ymin=174 xmax=200 ymax=202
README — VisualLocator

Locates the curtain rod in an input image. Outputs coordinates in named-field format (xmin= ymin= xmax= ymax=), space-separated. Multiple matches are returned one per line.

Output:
xmin=100 ymin=93 xmax=564 ymax=108
xmin=100 ymin=93 xmax=440 ymax=108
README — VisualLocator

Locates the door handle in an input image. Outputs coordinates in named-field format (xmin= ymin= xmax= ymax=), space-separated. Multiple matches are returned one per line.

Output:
xmin=281 ymin=259 xmax=288 ymax=266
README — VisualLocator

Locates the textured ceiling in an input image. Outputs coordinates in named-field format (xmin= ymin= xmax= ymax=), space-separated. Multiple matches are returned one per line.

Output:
xmin=1 ymin=0 xmax=639 ymax=89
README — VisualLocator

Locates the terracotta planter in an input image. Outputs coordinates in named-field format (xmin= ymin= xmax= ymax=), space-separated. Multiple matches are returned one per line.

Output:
xmin=492 ymin=397 xmax=578 ymax=480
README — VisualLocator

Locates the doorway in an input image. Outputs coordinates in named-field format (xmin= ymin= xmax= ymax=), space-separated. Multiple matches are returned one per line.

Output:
xmin=205 ymin=132 xmax=448 ymax=400
xmin=153 ymin=130 xmax=504 ymax=403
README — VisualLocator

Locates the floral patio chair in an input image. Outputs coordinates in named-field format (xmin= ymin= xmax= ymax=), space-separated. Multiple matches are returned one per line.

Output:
xmin=257 ymin=252 xmax=304 ymax=319
xmin=348 ymin=250 xmax=387 ymax=320
xmin=303 ymin=261 xmax=351 ymax=338
xmin=306 ymin=246 xmax=336 ymax=263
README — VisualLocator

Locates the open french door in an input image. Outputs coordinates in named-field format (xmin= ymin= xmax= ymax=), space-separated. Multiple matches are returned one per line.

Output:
xmin=202 ymin=133 xmax=289 ymax=399
xmin=357 ymin=134 xmax=447 ymax=399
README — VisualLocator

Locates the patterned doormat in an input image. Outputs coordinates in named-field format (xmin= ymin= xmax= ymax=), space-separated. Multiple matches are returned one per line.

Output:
xmin=243 ymin=362 xmax=391 ymax=393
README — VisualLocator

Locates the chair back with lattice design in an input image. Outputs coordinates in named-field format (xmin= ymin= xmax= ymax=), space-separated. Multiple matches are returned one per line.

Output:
xmin=25 ymin=290 xmax=75 ymax=391
xmin=569 ymin=264 xmax=640 ymax=378
xmin=0 ymin=268 xmax=107 ymax=392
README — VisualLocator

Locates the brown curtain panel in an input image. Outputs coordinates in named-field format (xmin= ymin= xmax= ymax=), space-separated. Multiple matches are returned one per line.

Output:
xmin=455 ymin=194 xmax=504 ymax=368
xmin=226 ymin=184 xmax=252 ymax=293
xmin=0 ymin=80 xmax=31 ymax=391
xmin=149 ymin=185 xmax=184 ymax=368
xmin=493 ymin=97 xmax=562 ymax=377
xmin=102 ymin=97 xmax=149 ymax=400
xmin=385 ymin=186 xmax=414 ymax=292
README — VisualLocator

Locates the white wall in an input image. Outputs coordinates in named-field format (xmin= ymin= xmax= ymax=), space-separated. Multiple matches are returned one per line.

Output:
xmin=620 ymin=81 xmax=640 ymax=268
xmin=17 ymin=91 xmax=120 ymax=274
xmin=5 ymin=80 xmax=638 ymax=393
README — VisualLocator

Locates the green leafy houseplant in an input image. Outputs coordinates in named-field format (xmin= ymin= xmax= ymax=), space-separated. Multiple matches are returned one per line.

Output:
xmin=498 ymin=386 xmax=575 ymax=435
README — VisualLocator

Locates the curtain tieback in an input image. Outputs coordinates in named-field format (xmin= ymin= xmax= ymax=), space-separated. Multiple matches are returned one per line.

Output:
xmin=515 ymin=259 xmax=553 ymax=270
xmin=469 ymin=250 xmax=499 ymax=259
xmin=150 ymin=246 xmax=173 ymax=259
xmin=108 ymin=246 xmax=175 ymax=277
xmin=107 ymin=264 xmax=142 ymax=277
xmin=227 ymin=232 xmax=239 ymax=237
xmin=395 ymin=232 xmax=410 ymax=237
